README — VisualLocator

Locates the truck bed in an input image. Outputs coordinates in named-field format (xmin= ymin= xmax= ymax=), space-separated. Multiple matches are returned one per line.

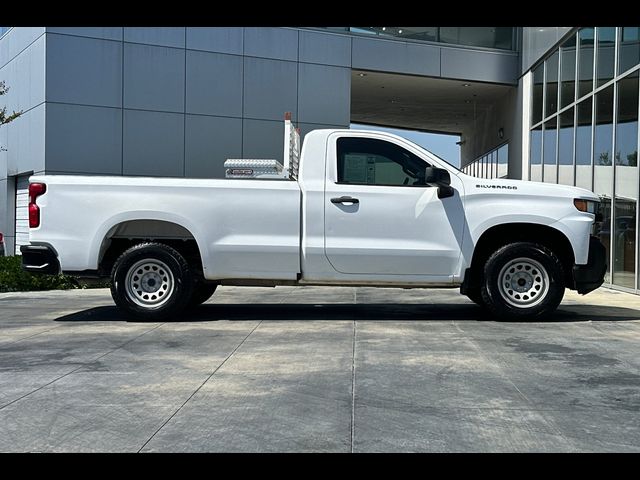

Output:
xmin=29 ymin=175 xmax=302 ymax=280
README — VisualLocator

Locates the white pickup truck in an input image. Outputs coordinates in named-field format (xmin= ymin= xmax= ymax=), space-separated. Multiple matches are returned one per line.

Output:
xmin=21 ymin=116 xmax=606 ymax=321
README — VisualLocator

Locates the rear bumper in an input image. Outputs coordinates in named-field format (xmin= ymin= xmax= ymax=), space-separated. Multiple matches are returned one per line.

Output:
xmin=21 ymin=245 xmax=61 ymax=275
xmin=572 ymin=236 xmax=607 ymax=294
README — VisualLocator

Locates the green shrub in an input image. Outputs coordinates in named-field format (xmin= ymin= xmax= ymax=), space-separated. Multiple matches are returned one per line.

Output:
xmin=0 ymin=255 xmax=79 ymax=292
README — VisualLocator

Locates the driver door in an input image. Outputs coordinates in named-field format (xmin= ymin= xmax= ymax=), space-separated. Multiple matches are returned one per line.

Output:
xmin=323 ymin=134 xmax=464 ymax=277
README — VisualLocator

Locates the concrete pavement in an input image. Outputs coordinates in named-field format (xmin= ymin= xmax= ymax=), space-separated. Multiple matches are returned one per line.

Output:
xmin=0 ymin=285 xmax=639 ymax=452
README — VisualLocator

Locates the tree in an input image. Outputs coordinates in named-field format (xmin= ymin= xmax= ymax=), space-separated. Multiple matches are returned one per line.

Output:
xmin=0 ymin=80 xmax=22 ymax=151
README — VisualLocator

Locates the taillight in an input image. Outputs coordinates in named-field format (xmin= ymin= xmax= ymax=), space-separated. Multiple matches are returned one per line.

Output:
xmin=29 ymin=182 xmax=46 ymax=228
xmin=0 ymin=232 xmax=4 ymax=243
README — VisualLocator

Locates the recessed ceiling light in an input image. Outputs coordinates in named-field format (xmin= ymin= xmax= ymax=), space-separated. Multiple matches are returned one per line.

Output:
xmin=358 ymin=73 xmax=367 ymax=77
xmin=463 ymin=83 xmax=471 ymax=87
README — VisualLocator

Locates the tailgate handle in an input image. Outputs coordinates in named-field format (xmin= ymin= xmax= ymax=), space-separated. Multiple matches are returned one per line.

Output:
xmin=331 ymin=196 xmax=359 ymax=204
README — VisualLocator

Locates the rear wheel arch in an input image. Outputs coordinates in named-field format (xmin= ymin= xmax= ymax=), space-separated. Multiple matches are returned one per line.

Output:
xmin=97 ymin=219 xmax=206 ymax=279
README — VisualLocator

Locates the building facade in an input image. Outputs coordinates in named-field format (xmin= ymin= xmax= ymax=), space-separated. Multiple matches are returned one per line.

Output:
xmin=1 ymin=26 xmax=638 ymax=293
xmin=517 ymin=27 xmax=640 ymax=293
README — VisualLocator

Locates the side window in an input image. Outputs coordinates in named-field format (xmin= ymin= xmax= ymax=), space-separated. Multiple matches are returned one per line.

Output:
xmin=337 ymin=137 xmax=431 ymax=186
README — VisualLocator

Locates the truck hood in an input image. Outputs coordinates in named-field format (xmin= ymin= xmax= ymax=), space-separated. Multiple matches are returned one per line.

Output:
xmin=461 ymin=176 xmax=600 ymax=202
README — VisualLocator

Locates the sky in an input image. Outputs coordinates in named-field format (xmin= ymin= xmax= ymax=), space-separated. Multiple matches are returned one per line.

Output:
xmin=350 ymin=123 xmax=461 ymax=168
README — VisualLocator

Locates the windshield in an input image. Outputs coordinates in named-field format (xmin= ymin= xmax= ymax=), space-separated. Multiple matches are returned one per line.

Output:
xmin=412 ymin=143 xmax=463 ymax=174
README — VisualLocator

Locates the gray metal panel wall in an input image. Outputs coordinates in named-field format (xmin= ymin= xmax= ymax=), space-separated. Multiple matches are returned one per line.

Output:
xmin=185 ymin=115 xmax=242 ymax=178
xmin=0 ymin=28 xmax=46 ymax=254
xmin=299 ymin=30 xmax=351 ymax=67
xmin=185 ymin=51 xmax=243 ymax=117
xmin=124 ymin=27 xmax=185 ymax=48
xmin=123 ymin=43 xmax=185 ymax=113
xmin=298 ymin=63 xmax=351 ymax=125
xmin=244 ymin=27 xmax=298 ymax=62
xmin=45 ymin=27 xmax=122 ymax=41
xmin=46 ymin=33 xmax=122 ymax=108
xmin=185 ymin=27 xmax=243 ymax=55
xmin=6 ymin=103 xmax=46 ymax=177
xmin=36 ymin=27 xmax=354 ymax=181
xmin=441 ymin=47 xmax=519 ymax=84
xmin=352 ymin=37 xmax=441 ymax=77
xmin=45 ymin=103 xmax=123 ymax=175
xmin=351 ymin=35 xmax=519 ymax=85
xmin=243 ymin=57 xmax=299 ymax=122
xmin=123 ymin=110 xmax=185 ymax=177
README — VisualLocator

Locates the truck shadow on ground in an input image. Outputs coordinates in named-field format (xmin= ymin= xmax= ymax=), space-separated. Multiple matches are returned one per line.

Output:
xmin=54 ymin=302 xmax=640 ymax=323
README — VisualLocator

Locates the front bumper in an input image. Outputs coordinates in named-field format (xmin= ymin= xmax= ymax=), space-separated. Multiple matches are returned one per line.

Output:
xmin=21 ymin=245 xmax=61 ymax=275
xmin=573 ymin=235 xmax=606 ymax=294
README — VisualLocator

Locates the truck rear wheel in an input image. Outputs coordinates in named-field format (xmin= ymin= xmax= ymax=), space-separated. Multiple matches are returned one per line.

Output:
xmin=480 ymin=242 xmax=565 ymax=321
xmin=110 ymin=242 xmax=194 ymax=321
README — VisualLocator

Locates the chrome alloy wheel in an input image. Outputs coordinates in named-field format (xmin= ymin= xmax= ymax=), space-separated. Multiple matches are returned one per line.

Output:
xmin=497 ymin=257 xmax=550 ymax=308
xmin=125 ymin=259 xmax=175 ymax=309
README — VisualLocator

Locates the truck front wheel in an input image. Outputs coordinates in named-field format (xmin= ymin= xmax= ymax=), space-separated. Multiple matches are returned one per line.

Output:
xmin=481 ymin=242 xmax=565 ymax=321
xmin=110 ymin=242 xmax=195 ymax=321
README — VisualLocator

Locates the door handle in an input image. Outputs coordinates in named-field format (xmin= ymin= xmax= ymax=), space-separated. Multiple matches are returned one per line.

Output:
xmin=331 ymin=196 xmax=359 ymax=204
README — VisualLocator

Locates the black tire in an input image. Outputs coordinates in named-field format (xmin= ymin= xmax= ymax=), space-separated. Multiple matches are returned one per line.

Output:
xmin=189 ymin=282 xmax=217 ymax=307
xmin=480 ymin=242 xmax=565 ymax=321
xmin=110 ymin=242 xmax=195 ymax=321
xmin=466 ymin=288 xmax=485 ymax=307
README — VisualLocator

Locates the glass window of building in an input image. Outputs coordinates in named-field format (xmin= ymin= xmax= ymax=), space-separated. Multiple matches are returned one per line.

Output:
xmin=532 ymin=63 xmax=544 ymax=125
xmin=493 ymin=151 xmax=499 ymax=178
xmin=612 ymin=71 xmax=639 ymax=288
xmin=560 ymin=34 xmax=577 ymax=109
xmin=439 ymin=27 xmax=513 ymax=50
xmin=593 ymin=85 xmax=614 ymax=281
xmin=578 ymin=28 xmax=595 ymax=99
xmin=336 ymin=27 xmax=514 ymax=51
xmin=530 ymin=124 xmax=543 ymax=182
xmin=596 ymin=27 xmax=616 ymax=88
xmin=497 ymin=144 xmax=508 ymax=178
xmin=545 ymin=51 xmax=559 ymax=117
xmin=558 ymin=108 xmax=575 ymax=185
xmin=575 ymin=97 xmax=593 ymax=190
xmin=543 ymin=118 xmax=558 ymax=183
xmin=594 ymin=85 xmax=614 ymax=167
xmin=619 ymin=27 xmax=640 ymax=75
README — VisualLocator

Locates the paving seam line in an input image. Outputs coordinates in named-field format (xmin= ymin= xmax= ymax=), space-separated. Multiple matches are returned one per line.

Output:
xmin=350 ymin=318 xmax=357 ymax=454
xmin=0 ymin=322 xmax=166 ymax=411
xmin=137 ymin=320 xmax=264 ymax=453
xmin=1 ymin=325 xmax=65 ymax=347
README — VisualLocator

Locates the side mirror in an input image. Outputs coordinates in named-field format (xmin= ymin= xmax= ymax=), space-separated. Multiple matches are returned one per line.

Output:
xmin=424 ymin=167 xmax=451 ymax=186
xmin=425 ymin=167 xmax=454 ymax=199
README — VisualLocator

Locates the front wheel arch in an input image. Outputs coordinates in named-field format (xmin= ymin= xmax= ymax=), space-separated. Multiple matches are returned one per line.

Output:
xmin=465 ymin=223 xmax=575 ymax=294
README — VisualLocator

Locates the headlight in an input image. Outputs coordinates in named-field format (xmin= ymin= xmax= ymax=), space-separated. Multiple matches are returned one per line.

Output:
xmin=574 ymin=198 xmax=598 ymax=214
